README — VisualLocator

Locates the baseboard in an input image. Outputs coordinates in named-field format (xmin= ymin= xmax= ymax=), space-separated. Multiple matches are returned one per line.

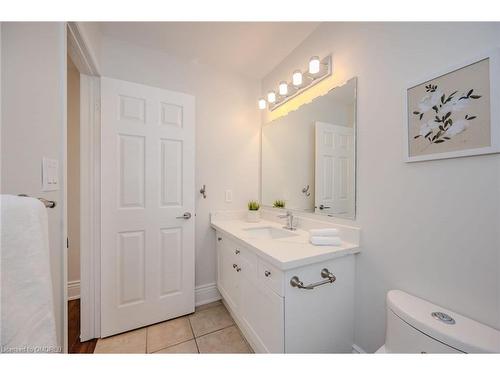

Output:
xmin=67 ymin=280 xmax=81 ymax=301
xmin=195 ymin=282 xmax=221 ymax=307
xmin=352 ymin=344 xmax=366 ymax=353
xmin=70 ymin=281 xmax=220 ymax=305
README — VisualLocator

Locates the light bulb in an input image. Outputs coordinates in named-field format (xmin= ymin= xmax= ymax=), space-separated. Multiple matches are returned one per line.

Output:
xmin=267 ymin=91 xmax=276 ymax=104
xmin=258 ymin=98 xmax=266 ymax=110
xmin=278 ymin=81 xmax=288 ymax=96
xmin=292 ymin=70 xmax=303 ymax=87
xmin=309 ymin=56 xmax=320 ymax=75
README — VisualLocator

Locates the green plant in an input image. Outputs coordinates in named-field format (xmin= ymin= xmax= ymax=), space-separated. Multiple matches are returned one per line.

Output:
xmin=273 ymin=200 xmax=285 ymax=208
xmin=247 ymin=200 xmax=260 ymax=211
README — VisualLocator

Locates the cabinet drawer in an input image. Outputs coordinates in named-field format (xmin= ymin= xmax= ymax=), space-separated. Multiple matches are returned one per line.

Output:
xmin=258 ymin=259 xmax=284 ymax=296
xmin=235 ymin=245 xmax=258 ymax=282
xmin=218 ymin=234 xmax=258 ymax=282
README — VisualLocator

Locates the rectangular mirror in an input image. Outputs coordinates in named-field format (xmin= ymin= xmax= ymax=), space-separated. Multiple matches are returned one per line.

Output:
xmin=261 ymin=77 xmax=357 ymax=219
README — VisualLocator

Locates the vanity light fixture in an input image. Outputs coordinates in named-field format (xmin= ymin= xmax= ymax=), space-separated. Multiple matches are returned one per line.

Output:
xmin=267 ymin=91 xmax=277 ymax=104
xmin=279 ymin=81 xmax=288 ymax=96
xmin=258 ymin=98 xmax=267 ymax=109
xmin=292 ymin=70 xmax=303 ymax=87
xmin=308 ymin=56 xmax=321 ymax=75
xmin=258 ymin=54 xmax=332 ymax=111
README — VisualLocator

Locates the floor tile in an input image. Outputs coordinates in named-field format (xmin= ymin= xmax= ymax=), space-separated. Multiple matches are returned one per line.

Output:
xmin=189 ymin=304 xmax=234 ymax=337
xmin=94 ymin=328 xmax=146 ymax=354
xmin=195 ymin=300 xmax=222 ymax=312
xmin=152 ymin=339 xmax=198 ymax=354
xmin=196 ymin=326 xmax=251 ymax=353
xmin=146 ymin=317 xmax=193 ymax=353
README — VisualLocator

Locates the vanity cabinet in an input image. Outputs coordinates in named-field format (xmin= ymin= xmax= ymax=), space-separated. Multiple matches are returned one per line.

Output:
xmin=217 ymin=234 xmax=284 ymax=352
xmin=216 ymin=231 xmax=355 ymax=353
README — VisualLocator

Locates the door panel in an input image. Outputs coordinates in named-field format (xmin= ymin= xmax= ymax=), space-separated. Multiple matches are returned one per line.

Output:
xmin=101 ymin=77 xmax=195 ymax=337
xmin=119 ymin=135 xmax=145 ymax=208
xmin=160 ymin=139 xmax=183 ymax=207
xmin=117 ymin=230 xmax=146 ymax=306
xmin=315 ymin=121 xmax=354 ymax=216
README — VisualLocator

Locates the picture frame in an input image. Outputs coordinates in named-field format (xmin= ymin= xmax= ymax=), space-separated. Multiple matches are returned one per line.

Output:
xmin=404 ymin=48 xmax=500 ymax=162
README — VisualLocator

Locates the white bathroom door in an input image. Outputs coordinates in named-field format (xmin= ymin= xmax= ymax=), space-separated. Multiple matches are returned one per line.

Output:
xmin=315 ymin=122 xmax=354 ymax=216
xmin=100 ymin=77 xmax=195 ymax=337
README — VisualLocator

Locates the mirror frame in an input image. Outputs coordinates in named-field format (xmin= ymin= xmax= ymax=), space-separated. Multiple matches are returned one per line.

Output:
xmin=259 ymin=77 xmax=358 ymax=220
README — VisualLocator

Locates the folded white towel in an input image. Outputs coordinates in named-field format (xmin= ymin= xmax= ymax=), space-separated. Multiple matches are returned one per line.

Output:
xmin=309 ymin=228 xmax=339 ymax=237
xmin=309 ymin=236 xmax=342 ymax=246
xmin=1 ymin=194 xmax=58 ymax=353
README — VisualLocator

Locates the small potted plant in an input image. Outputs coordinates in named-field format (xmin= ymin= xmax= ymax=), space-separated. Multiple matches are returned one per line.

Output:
xmin=247 ymin=200 xmax=261 ymax=222
xmin=273 ymin=200 xmax=286 ymax=209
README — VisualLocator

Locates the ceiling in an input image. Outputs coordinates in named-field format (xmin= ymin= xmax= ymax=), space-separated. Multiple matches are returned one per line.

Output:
xmin=98 ymin=22 xmax=321 ymax=79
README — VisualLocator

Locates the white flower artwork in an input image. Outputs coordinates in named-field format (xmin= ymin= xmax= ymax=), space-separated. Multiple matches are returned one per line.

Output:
xmin=412 ymin=84 xmax=482 ymax=145
xmin=404 ymin=50 xmax=500 ymax=162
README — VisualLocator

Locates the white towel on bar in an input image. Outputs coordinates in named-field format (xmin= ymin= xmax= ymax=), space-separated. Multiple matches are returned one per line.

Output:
xmin=1 ymin=194 xmax=58 ymax=353
xmin=309 ymin=236 xmax=342 ymax=246
xmin=309 ymin=228 xmax=339 ymax=237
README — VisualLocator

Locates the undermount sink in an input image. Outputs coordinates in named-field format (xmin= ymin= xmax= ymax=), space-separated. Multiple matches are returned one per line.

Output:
xmin=243 ymin=226 xmax=299 ymax=240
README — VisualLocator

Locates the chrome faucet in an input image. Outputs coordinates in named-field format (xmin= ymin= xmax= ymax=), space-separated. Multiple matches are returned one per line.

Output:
xmin=278 ymin=211 xmax=297 ymax=231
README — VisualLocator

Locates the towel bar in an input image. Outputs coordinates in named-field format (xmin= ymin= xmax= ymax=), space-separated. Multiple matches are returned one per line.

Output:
xmin=290 ymin=268 xmax=336 ymax=290
xmin=18 ymin=194 xmax=56 ymax=208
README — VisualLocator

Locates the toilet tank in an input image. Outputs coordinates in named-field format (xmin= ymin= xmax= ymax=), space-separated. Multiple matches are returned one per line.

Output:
xmin=384 ymin=290 xmax=500 ymax=353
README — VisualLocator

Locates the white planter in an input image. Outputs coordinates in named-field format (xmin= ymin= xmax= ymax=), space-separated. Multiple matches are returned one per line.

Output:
xmin=247 ymin=210 xmax=261 ymax=223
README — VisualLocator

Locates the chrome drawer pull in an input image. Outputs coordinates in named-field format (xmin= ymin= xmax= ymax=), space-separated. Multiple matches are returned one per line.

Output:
xmin=235 ymin=249 xmax=240 ymax=255
xmin=290 ymin=268 xmax=336 ymax=290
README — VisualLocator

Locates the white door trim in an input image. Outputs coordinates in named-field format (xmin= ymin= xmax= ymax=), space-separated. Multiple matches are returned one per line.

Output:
xmin=79 ymin=74 xmax=101 ymax=341
xmin=66 ymin=22 xmax=101 ymax=342
xmin=67 ymin=22 xmax=99 ymax=76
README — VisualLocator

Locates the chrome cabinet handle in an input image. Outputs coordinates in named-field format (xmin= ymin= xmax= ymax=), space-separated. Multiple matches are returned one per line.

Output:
xmin=264 ymin=270 xmax=271 ymax=277
xmin=318 ymin=205 xmax=331 ymax=210
xmin=290 ymin=268 xmax=336 ymax=290
xmin=176 ymin=212 xmax=192 ymax=219
xmin=235 ymin=249 xmax=240 ymax=255
xmin=217 ymin=237 xmax=222 ymax=242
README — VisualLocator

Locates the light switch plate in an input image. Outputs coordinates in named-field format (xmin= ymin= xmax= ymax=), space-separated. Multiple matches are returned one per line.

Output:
xmin=42 ymin=157 xmax=59 ymax=191
xmin=225 ymin=190 xmax=233 ymax=203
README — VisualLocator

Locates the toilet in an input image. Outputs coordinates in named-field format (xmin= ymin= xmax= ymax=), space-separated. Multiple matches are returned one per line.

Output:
xmin=377 ymin=290 xmax=500 ymax=353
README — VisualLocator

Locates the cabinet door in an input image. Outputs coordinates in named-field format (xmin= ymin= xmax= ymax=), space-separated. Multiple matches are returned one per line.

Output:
xmin=240 ymin=276 xmax=284 ymax=353
xmin=217 ymin=235 xmax=240 ymax=312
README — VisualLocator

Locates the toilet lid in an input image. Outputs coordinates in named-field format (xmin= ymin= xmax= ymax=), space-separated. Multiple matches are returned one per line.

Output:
xmin=387 ymin=290 xmax=500 ymax=353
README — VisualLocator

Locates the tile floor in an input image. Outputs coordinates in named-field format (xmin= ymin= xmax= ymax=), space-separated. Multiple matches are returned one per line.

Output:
xmin=93 ymin=301 xmax=253 ymax=354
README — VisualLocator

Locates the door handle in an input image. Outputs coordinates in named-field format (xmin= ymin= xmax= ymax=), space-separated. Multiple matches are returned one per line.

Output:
xmin=176 ymin=212 xmax=192 ymax=220
xmin=319 ymin=204 xmax=331 ymax=210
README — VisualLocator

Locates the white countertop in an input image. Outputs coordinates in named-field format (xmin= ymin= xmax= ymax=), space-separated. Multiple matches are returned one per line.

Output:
xmin=211 ymin=217 xmax=360 ymax=270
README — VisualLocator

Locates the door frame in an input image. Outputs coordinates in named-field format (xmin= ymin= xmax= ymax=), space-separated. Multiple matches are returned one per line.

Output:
xmin=66 ymin=22 xmax=101 ymax=342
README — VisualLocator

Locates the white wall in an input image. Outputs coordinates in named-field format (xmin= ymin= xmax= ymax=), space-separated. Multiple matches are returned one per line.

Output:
xmin=261 ymin=22 xmax=500 ymax=353
xmin=98 ymin=36 xmax=261 ymax=289
xmin=1 ymin=22 xmax=66 ymax=349
xmin=67 ymin=57 xmax=80 ymax=288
